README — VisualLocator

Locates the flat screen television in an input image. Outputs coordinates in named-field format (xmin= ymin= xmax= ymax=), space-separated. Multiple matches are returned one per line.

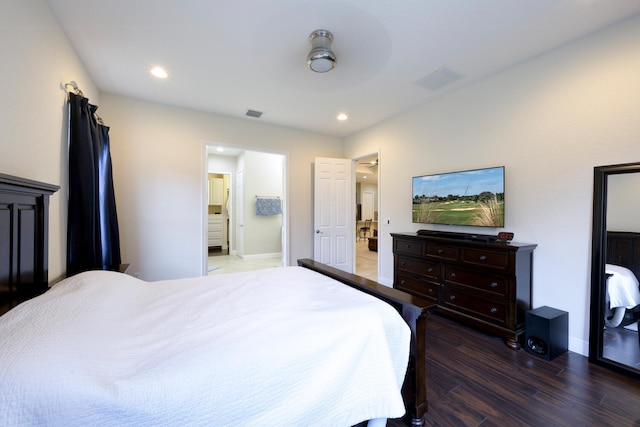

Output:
xmin=412 ymin=166 xmax=505 ymax=227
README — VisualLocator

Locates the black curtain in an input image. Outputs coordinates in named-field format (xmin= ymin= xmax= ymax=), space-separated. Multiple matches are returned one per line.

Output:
xmin=67 ymin=92 xmax=121 ymax=276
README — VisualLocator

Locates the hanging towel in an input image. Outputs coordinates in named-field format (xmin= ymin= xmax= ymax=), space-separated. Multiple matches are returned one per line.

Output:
xmin=256 ymin=198 xmax=282 ymax=215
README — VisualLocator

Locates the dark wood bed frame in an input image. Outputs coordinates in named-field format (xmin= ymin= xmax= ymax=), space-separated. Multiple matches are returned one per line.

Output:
xmin=0 ymin=173 xmax=58 ymax=314
xmin=298 ymin=258 xmax=435 ymax=427
xmin=607 ymin=231 xmax=640 ymax=279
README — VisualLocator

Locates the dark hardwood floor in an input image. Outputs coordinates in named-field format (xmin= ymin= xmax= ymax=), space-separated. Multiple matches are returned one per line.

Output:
xmin=603 ymin=326 xmax=640 ymax=369
xmin=388 ymin=314 xmax=640 ymax=427
xmin=208 ymin=246 xmax=229 ymax=256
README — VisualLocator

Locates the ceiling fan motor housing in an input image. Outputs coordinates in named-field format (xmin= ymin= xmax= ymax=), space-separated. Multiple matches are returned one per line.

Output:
xmin=307 ymin=29 xmax=336 ymax=73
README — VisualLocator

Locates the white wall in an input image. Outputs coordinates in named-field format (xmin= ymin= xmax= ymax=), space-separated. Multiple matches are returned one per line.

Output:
xmin=344 ymin=14 xmax=640 ymax=355
xmin=243 ymin=151 xmax=283 ymax=257
xmin=607 ymin=173 xmax=640 ymax=232
xmin=208 ymin=155 xmax=237 ymax=176
xmin=0 ymin=0 xmax=97 ymax=282
xmin=99 ymin=93 xmax=342 ymax=280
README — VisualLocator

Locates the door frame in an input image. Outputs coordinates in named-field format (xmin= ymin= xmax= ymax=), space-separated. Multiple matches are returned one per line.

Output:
xmin=202 ymin=143 xmax=288 ymax=275
xmin=353 ymin=150 xmax=380 ymax=278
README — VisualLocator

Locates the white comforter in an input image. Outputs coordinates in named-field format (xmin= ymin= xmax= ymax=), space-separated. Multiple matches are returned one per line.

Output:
xmin=0 ymin=267 xmax=410 ymax=427
xmin=606 ymin=263 xmax=640 ymax=309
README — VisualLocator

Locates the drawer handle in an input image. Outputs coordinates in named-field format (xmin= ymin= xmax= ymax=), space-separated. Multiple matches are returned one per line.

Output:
xmin=449 ymin=295 xmax=456 ymax=301
xmin=450 ymin=272 xmax=456 ymax=278
xmin=490 ymin=307 xmax=497 ymax=314
xmin=427 ymin=268 xmax=433 ymax=273
xmin=428 ymin=288 xmax=433 ymax=293
xmin=490 ymin=282 xmax=498 ymax=288
xmin=405 ymin=244 xmax=411 ymax=249
xmin=400 ymin=280 xmax=405 ymax=285
xmin=401 ymin=261 xmax=406 ymax=266
xmin=437 ymin=249 xmax=444 ymax=254
xmin=479 ymin=255 xmax=487 ymax=261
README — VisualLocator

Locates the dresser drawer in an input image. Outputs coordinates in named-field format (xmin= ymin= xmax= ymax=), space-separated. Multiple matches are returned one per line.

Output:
xmin=396 ymin=256 xmax=439 ymax=280
xmin=208 ymin=234 xmax=223 ymax=246
xmin=443 ymin=267 xmax=508 ymax=297
xmin=395 ymin=273 xmax=439 ymax=302
xmin=443 ymin=288 xmax=507 ymax=324
xmin=208 ymin=215 xmax=223 ymax=231
xmin=394 ymin=239 xmax=424 ymax=256
xmin=461 ymin=248 xmax=510 ymax=271
xmin=425 ymin=244 xmax=459 ymax=261
xmin=209 ymin=230 xmax=223 ymax=239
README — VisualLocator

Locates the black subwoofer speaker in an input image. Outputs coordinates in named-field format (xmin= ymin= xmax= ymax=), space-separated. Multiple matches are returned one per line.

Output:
xmin=525 ymin=306 xmax=568 ymax=360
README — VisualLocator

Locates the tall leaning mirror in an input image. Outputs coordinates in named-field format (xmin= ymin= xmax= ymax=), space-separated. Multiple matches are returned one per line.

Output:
xmin=589 ymin=162 xmax=640 ymax=377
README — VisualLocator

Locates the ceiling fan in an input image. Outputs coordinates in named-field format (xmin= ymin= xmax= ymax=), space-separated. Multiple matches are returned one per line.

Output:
xmin=356 ymin=158 xmax=378 ymax=170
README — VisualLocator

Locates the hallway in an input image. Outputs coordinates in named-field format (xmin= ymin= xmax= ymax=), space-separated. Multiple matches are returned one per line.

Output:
xmin=355 ymin=238 xmax=378 ymax=282
xmin=208 ymin=238 xmax=378 ymax=281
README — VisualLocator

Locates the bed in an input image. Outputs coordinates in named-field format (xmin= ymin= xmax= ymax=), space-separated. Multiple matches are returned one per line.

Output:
xmin=0 ymin=173 xmax=59 ymax=314
xmin=605 ymin=231 xmax=640 ymax=328
xmin=0 ymin=173 xmax=433 ymax=426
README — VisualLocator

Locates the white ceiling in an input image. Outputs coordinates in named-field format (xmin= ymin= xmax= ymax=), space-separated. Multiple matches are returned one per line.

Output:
xmin=48 ymin=1 xmax=640 ymax=138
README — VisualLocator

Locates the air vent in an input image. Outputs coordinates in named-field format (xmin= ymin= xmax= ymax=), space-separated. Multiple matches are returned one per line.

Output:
xmin=415 ymin=67 xmax=463 ymax=91
xmin=246 ymin=109 xmax=263 ymax=118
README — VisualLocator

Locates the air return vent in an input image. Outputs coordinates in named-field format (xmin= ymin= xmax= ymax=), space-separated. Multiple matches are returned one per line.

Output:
xmin=415 ymin=67 xmax=463 ymax=91
xmin=246 ymin=109 xmax=263 ymax=118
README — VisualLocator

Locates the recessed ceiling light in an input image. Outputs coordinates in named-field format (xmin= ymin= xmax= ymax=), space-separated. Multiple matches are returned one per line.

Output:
xmin=216 ymin=147 xmax=225 ymax=152
xmin=337 ymin=113 xmax=348 ymax=121
xmin=150 ymin=67 xmax=168 ymax=79
xmin=363 ymin=176 xmax=368 ymax=179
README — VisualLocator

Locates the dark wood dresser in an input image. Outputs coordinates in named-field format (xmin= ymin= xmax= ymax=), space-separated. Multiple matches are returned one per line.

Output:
xmin=392 ymin=231 xmax=536 ymax=349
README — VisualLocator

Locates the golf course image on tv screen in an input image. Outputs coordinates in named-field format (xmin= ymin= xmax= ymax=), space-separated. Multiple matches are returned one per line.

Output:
xmin=412 ymin=166 xmax=505 ymax=227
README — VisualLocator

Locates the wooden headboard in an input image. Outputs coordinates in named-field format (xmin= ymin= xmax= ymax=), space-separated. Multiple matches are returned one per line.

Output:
xmin=606 ymin=231 xmax=640 ymax=280
xmin=0 ymin=173 xmax=59 ymax=314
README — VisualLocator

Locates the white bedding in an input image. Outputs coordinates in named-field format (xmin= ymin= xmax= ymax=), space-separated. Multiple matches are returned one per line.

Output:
xmin=0 ymin=267 xmax=410 ymax=427
xmin=605 ymin=263 xmax=640 ymax=309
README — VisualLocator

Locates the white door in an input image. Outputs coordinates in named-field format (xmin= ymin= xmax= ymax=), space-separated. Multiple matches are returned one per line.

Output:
xmin=362 ymin=190 xmax=375 ymax=221
xmin=235 ymin=169 xmax=244 ymax=258
xmin=313 ymin=157 xmax=354 ymax=272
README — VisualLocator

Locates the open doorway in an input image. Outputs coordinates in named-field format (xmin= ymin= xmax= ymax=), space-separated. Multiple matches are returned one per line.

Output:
xmin=204 ymin=144 xmax=287 ymax=275
xmin=206 ymin=172 xmax=230 ymax=257
xmin=354 ymin=152 xmax=379 ymax=281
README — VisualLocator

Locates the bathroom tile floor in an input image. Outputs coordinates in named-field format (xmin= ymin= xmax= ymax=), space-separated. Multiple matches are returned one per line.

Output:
xmin=207 ymin=254 xmax=281 ymax=275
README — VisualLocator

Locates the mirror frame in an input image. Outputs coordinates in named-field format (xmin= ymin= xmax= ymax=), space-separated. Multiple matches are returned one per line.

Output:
xmin=589 ymin=161 xmax=640 ymax=377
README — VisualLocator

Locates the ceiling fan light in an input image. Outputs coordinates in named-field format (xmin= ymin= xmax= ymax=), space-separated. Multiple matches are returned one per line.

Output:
xmin=308 ymin=54 xmax=335 ymax=73
xmin=307 ymin=30 xmax=336 ymax=73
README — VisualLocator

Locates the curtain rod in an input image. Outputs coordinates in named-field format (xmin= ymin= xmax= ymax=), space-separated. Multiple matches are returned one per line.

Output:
xmin=64 ymin=81 xmax=84 ymax=97
xmin=64 ymin=81 xmax=104 ymax=125
xmin=256 ymin=195 xmax=280 ymax=199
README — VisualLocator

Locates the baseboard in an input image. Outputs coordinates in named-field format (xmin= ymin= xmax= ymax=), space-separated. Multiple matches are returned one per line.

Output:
xmin=378 ymin=275 xmax=393 ymax=287
xmin=568 ymin=337 xmax=588 ymax=357
xmin=241 ymin=252 xmax=282 ymax=261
